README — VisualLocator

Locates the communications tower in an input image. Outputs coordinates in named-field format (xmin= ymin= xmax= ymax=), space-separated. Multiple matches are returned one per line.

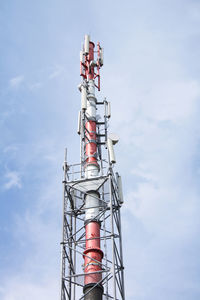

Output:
xmin=60 ymin=35 xmax=125 ymax=300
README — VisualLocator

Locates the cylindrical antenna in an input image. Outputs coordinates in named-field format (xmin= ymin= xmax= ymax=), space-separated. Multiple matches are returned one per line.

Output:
xmin=107 ymin=138 xmax=116 ymax=163
xmin=100 ymin=48 xmax=104 ymax=66
xmin=106 ymin=101 xmax=111 ymax=118
xmin=116 ymin=172 xmax=124 ymax=204
xmin=80 ymin=50 xmax=84 ymax=63
xmin=81 ymin=86 xmax=87 ymax=110
xmin=77 ymin=111 xmax=81 ymax=135
xmin=84 ymin=35 xmax=90 ymax=54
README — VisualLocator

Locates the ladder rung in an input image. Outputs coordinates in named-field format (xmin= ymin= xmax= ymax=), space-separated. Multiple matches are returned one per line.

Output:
xmin=96 ymin=122 xmax=105 ymax=125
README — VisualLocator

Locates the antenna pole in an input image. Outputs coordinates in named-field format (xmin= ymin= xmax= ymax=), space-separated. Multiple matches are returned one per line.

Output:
xmin=60 ymin=35 xmax=125 ymax=300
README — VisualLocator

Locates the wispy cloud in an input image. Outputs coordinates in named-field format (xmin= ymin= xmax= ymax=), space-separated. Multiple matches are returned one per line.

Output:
xmin=29 ymin=82 xmax=42 ymax=91
xmin=3 ymin=145 xmax=19 ymax=153
xmin=0 ymin=174 xmax=61 ymax=300
xmin=4 ymin=171 xmax=22 ymax=190
xmin=48 ymin=65 xmax=64 ymax=80
xmin=0 ymin=278 xmax=59 ymax=300
xmin=9 ymin=75 xmax=24 ymax=88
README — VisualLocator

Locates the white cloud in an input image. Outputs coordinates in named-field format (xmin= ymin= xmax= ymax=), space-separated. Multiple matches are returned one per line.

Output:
xmin=0 ymin=278 xmax=59 ymax=300
xmin=3 ymin=145 xmax=19 ymax=153
xmin=29 ymin=82 xmax=42 ymax=90
xmin=1 ymin=173 xmax=61 ymax=299
xmin=48 ymin=65 xmax=64 ymax=79
xmin=9 ymin=75 xmax=24 ymax=88
xmin=97 ymin=6 xmax=200 ymax=297
xmin=4 ymin=171 xmax=22 ymax=190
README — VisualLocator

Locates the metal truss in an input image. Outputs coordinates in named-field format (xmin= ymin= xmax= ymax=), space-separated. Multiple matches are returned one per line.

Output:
xmin=60 ymin=159 xmax=125 ymax=300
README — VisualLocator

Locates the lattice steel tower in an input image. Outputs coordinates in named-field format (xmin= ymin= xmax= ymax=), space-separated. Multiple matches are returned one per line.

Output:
xmin=60 ymin=35 xmax=125 ymax=300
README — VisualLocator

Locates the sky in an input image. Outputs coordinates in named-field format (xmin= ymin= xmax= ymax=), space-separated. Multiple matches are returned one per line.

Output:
xmin=0 ymin=0 xmax=200 ymax=299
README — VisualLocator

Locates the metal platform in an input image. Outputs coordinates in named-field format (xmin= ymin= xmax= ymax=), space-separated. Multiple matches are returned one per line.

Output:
xmin=60 ymin=161 xmax=125 ymax=300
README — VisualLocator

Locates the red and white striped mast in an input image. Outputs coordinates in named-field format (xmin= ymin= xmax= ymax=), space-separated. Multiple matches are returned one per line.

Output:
xmin=80 ymin=35 xmax=104 ymax=299
xmin=60 ymin=35 xmax=125 ymax=300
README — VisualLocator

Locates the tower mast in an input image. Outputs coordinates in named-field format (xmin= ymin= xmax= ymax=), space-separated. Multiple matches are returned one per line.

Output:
xmin=60 ymin=35 xmax=125 ymax=300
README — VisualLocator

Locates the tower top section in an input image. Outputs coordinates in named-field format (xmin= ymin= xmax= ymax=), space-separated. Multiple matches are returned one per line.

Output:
xmin=80 ymin=34 xmax=103 ymax=91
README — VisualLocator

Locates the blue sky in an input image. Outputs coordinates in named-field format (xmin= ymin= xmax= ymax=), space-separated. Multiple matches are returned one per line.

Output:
xmin=1 ymin=0 xmax=200 ymax=299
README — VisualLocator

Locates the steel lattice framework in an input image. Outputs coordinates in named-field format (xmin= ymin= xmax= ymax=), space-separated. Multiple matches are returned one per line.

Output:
xmin=60 ymin=162 xmax=125 ymax=300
